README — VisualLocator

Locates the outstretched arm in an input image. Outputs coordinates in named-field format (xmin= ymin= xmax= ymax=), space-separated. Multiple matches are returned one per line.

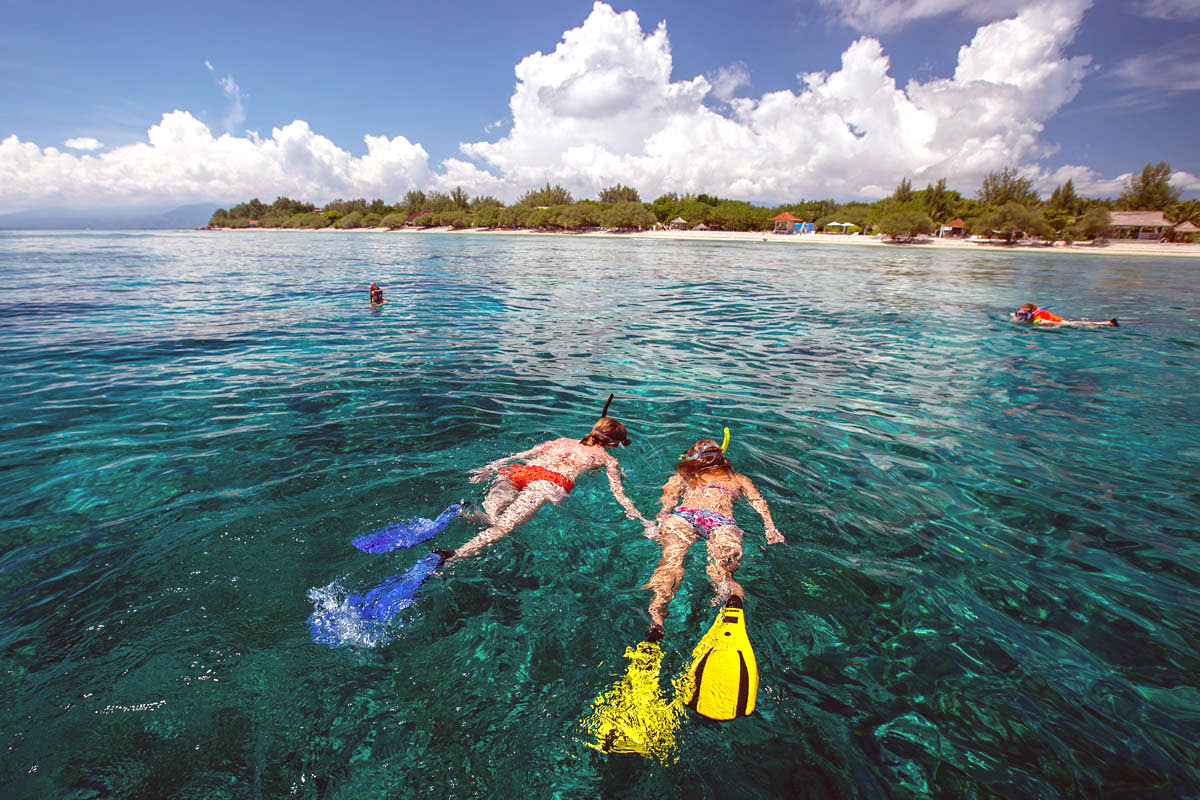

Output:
xmin=604 ymin=457 xmax=649 ymax=525
xmin=468 ymin=441 xmax=549 ymax=483
xmin=655 ymin=474 xmax=685 ymax=522
xmin=741 ymin=476 xmax=784 ymax=544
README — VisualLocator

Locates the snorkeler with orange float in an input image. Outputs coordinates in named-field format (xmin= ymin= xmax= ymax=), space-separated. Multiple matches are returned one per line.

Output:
xmin=1011 ymin=303 xmax=1118 ymax=327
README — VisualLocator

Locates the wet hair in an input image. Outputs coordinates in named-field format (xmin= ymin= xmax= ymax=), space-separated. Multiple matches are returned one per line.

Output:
xmin=1017 ymin=303 xmax=1037 ymax=313
xmin=580 ymin=416 xmax=629 ymax=447
xmin=676 ymin=438 xmax=733 ymax=483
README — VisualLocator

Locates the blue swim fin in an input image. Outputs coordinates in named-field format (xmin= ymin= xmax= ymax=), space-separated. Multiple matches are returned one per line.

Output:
xmin=352 ymin=502 xmax=465 ymax=553
xmin=307 ymin=552 xmax=448 ymax=647
xmin=351 ymin=552 xmax=445 ymax=622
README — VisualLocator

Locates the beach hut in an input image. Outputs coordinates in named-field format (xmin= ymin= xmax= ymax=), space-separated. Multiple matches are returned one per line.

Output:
xmin=939 ymin=218 xmax=965 ymax=238
xmin=669 ymin=216 xmax=689 ymax=230
xmin=769 ymin=212 xmax=807 ymax=235
xmin=1107 ymin=210 xmax=1170 ymax=240
xmin=1173 ymin=220 xmax=1199 ymax=242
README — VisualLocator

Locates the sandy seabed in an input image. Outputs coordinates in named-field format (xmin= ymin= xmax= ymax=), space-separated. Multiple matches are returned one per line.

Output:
xmin=216 ymin=226 xmax=1200 ymax=259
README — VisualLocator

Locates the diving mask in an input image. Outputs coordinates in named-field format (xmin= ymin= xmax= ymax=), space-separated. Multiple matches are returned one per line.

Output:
xmin=678 ymin=428 xmax=731 ymax=462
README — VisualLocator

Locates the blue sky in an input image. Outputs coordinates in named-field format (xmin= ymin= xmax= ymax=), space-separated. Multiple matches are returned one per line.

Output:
xmin=1 ymin=0 xmax=1197 ymax=211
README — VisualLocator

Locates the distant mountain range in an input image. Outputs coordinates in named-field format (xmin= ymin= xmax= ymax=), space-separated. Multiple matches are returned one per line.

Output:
xmin=0 ymin=203 xmax=217 ymax=230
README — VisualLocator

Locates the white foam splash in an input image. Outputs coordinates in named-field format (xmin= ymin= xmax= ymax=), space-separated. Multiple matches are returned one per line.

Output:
xmin=306 ymin=580 xmax=394 ymax=649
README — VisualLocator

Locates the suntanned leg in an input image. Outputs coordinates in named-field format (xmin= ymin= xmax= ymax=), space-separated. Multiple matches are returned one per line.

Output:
xmin=452 ymin=482 xmax=564 ymax=559
xmin=704 ymin=525 xmax=745 ymax=606
xmin=479 ymin=479 xmax=520 ymax=526
xmin=641 ymin=516 xmax=697 ymax=631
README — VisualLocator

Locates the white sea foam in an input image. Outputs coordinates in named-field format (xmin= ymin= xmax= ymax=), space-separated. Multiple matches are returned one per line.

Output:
xmin=306 ymin=581 xmax=394 ymax=649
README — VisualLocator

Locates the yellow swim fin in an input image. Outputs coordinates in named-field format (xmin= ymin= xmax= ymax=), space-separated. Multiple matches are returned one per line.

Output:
xmin=683 ymin=605 xmax=757 ymax=721
xmin=582 ymin=641 xmax=687 ymax=763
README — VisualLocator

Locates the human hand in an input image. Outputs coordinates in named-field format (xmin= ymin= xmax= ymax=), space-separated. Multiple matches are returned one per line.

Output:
xmin=468 ymin=467 xmax=491 ymax=484
xmin=766 ymin=528 xmax=785 ymax=544
xmin=642 ymin=520 xmax=659 ymax=539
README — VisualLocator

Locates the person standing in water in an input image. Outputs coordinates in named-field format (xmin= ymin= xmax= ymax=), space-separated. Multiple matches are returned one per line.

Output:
xmin=640 ymin=431 xmax=783 ymax=643
xmin=435 ymin=395 xmax=650 ymax=562
xmin=369 ymin=282 xmax=386 ymax=307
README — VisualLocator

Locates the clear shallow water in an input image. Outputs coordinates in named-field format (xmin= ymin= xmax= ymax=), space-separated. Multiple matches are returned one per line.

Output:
xmin=1 ymin=230 xmax=1198 ymax=798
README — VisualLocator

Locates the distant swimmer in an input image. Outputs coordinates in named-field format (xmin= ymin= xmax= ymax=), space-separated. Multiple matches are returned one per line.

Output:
xmin=640 ymin=429 xmax=783 ymax=644
xmin=1012 ymin=303 xmax=1118 ymax=327
xmin=369 ymin=282 xmax=386 ymax=307
xmin=436 ymin=394 xmax=650 ymax=562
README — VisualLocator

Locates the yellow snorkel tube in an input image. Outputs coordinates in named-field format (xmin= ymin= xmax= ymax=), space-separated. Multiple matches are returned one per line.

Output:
xmin=677 ymin=427 xmax=731 ymax=463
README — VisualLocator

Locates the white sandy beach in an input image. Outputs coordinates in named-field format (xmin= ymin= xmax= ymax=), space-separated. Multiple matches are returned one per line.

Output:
xmin=218 ymin=225 xmax=1200 ymax=259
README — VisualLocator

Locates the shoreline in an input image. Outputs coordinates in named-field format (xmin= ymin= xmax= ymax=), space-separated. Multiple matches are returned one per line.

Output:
xmin=206 ymin=226 xmax=1200 ymax=259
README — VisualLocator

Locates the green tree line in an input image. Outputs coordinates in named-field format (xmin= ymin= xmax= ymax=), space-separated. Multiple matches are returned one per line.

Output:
xmin=208 ymin=162 xmax=1197 ymax=242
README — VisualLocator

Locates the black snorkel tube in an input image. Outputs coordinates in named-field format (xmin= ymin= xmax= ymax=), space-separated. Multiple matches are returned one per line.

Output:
xmin=589 ymin=393 xmax=630 ymax=447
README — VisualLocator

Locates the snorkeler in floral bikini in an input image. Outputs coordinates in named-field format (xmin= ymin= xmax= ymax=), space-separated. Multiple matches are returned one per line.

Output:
xmin=436 ymin=396 xmax=650 ymax=561
xmin=640 ymin=431 xmax=784 ymax=643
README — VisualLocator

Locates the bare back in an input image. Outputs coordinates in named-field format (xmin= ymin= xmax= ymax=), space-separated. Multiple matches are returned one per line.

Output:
xmin=656 ymin=465 xmax=782 ymax=545
xmin=675 ymin=469 xmax=746 ymax=516
xmin=524 ymin=437 xmax=617 ymax=480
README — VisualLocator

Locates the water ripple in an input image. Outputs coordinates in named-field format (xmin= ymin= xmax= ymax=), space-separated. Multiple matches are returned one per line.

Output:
xmin=1 ymin=230 xmax=1197 ymax=797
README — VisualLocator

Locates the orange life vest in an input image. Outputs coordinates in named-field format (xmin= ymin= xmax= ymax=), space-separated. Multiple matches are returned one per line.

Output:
xmin=1032 ymin=308 xmax=1063 ymax=323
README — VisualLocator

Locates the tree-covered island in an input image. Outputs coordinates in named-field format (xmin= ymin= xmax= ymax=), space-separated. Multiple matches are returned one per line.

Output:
xmin=209 ymin=163 xmax=1199 ymax=243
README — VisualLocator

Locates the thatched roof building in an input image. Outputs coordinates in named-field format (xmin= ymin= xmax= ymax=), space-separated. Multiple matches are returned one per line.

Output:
xmin=1107 ymin=210 xmax=1170 ymax=240
xmin=1173 ymin=220 xmax=1200 ymax=241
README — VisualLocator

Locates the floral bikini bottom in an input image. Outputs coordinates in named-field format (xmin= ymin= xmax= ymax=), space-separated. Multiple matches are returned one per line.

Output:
xmin=672 ymin=506 xmax=740 ymax=540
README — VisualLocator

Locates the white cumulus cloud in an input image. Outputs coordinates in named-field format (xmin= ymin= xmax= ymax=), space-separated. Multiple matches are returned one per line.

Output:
xmin=1037 ymin=164 xmax=1200 ymax=197
xmin=459 ymin=0 xmax=1095 ymax=201
xmin=63 ymin=137 xmax=104 ymax=151
xmin=0 ymin=0 xmax=1154 ymax=213
xmin=0 ymin=112 xmax=433 ymax=212
xmin=709 ymin=62 xmax=751 ymax=103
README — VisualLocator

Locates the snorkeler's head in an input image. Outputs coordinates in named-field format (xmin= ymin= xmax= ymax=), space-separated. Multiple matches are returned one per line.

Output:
xmin=1013 ymin=302 xmax=1038 ymax=321
xmin=581 ymin=416 xmax=630 ymax=448
xmin=676 ymin=438 xmax=732 ymax=480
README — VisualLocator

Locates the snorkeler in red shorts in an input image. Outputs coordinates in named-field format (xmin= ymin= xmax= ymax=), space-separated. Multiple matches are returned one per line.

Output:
xmin=1011 ymin=303 xmax=1118 ymax=327
xmin=437 ymin=395 xmax=650 ymax=561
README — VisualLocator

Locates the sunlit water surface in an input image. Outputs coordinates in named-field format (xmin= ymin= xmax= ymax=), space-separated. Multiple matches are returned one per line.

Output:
xmin=1 ymin=230 xmax=1198 ymax=798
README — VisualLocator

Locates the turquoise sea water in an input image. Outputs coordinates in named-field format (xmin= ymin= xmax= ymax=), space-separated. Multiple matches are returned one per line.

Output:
xmin=1 ymin=230 xmax=1198 ymax=798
